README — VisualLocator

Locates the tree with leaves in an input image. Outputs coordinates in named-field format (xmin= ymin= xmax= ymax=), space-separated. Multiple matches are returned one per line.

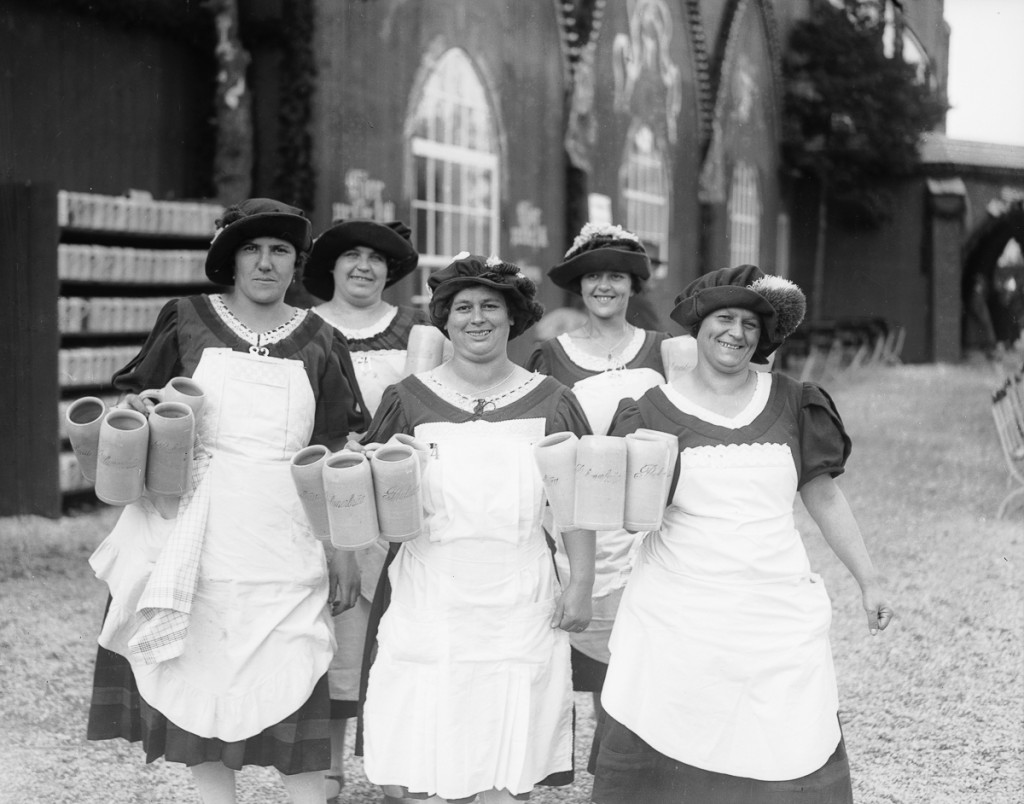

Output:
xmin=783 ymin=0 xmax=947 ymax=319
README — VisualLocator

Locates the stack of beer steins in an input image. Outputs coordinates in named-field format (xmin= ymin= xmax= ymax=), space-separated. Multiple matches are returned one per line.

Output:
xmin=64 ymin=377 xmax=205 ymax=507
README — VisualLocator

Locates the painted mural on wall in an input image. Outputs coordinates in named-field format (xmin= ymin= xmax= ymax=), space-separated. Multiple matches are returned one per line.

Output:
xmin=612 ymin=0 xmax=682 ymax=146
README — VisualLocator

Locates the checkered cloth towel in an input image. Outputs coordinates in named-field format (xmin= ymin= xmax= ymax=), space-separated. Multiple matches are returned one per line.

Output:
xmin=128 ymin=444 xmax=212 ymax=665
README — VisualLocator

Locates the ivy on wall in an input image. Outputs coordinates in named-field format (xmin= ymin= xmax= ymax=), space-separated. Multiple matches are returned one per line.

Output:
xmin=271 ymin=0 xmax=317 ymax=213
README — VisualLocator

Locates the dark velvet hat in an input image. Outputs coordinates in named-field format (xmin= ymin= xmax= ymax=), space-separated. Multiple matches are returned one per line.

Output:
xmin=303 ymin=219 xmax=419 ymax=301
xmin=427 ymin=253 xmax=545 ymax=340
xmin=670 ymin=264 xmax=806 ymax=363
xmin=205 ymin=198 xmax=312 ymax=286
xmin=548 ymin=223 xmax=651 ymax=293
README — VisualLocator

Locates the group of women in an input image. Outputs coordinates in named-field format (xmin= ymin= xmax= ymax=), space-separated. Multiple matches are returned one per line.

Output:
xmin=86 ymin=197 xmax=894 ymax=804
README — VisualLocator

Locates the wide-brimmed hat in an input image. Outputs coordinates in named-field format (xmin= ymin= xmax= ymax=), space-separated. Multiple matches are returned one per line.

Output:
xmin=204 ymin=198 xmax=312 ymax=286
xmin=548 ymin=222 xmax=651 ymax=293
xmin=670 ymin=264 xmax=806 ymax=363
xmin=303 ymin=219 xmax=419 ymax=300
xmin=427 ymin=253 xmax=545 ymax=340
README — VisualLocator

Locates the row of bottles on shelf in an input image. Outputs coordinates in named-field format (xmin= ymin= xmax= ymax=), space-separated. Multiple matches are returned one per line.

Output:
xmin=58 ymin=296 xmax=172 ymax=334
xmin=59 ymin=244 xmax=210 ymax=284
xmin=59 ymin=346 xmax=139 ymax=389
xmin=58 ymin=190 xmax=223 ymax=236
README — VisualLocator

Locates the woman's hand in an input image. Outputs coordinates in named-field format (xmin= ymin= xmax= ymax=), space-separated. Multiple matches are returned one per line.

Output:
xmin=117 ymin=393 xmax=155 ymax=415
xmin=551 ymin=580 xmax=593 ymax=633
xmin=344 ymin=440 xmax=383 ymax=460
xmin=328 ymin=549 xmax=361 ymax=616
xmin=861 ymin=582 xmax=895 ymax=636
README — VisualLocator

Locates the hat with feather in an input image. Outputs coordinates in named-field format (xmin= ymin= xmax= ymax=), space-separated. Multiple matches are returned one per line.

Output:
xmin=670 ymin=264 xmax=806 ymax=364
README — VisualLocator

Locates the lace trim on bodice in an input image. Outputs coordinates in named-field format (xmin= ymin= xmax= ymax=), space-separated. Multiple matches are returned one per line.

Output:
xmin=209 ymin=294 xmax=306 ymax=351
xmin=423 ymin=371 xmax=544 ymax=414
xmin=557 ymin=327 xmax=646 ymax=372
xmin=313 ymin=304 xmax=397 ymax=340
xmin=678 ymin=441 xmax=792 ymax=468
xmin=664 ymin=372 xmax=772 ymax=429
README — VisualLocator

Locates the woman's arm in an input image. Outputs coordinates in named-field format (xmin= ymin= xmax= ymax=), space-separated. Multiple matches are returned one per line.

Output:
xmin=550 ymin=527 xmax=595 ymax=632
xmin=801 ymin=474 xmax=894 ymax=635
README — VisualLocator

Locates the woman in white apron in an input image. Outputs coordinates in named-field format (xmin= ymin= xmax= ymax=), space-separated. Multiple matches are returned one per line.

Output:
xmin=527 ymin=223 xmax=667 ymax=715
xmin=592 ymin=265 xmax=895 ymax=803
xmin=86 ymin=198 xmax=368 ymax=804
xmin=302 ymin=218 xmax=432 ymax=800
xmin=357 ymin=254 xmax=596 ymax=804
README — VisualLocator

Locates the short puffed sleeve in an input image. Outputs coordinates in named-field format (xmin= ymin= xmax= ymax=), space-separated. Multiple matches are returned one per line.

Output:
xmin=608 ymin=397 xmax=645 ymax=438
xmin=525 ymin=344 xmax=550 ymax=375
xmin=312 ymin=330 xmax=371 ymax=446
xmin=112 ymin=299 xmax=183 ymax=393
xmin=549 ymin=386 xmax=593 ymax=437
xmin=363 ymin=384 xmax=413 ymax=445
xmin=798 ymin=383 xmax=852 ymax=487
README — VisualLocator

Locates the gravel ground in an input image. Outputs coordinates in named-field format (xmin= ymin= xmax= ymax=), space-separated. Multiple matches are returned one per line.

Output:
xmin=1 ymin=360 xmax=1021 ymax=804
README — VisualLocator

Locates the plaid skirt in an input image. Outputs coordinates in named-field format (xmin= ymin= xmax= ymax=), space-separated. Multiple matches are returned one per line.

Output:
xmin=87 ymin=641 xmax=331 ymax=775
xmin=591 ymin=712 xmax=853 ymax=804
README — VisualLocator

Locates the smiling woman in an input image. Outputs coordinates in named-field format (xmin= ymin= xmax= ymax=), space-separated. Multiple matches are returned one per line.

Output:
xmin=526 ymin=223 xmax=669 ymax=726
xmin=591 ymin=265 xmax=895 ymax=804
xmin=299 ymin=218 xmax=428 ymax=798
xmin=354 ymin=253 xmax=596 ymax=804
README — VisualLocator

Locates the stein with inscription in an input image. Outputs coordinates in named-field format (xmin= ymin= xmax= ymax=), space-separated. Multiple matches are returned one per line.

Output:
xmin=65 ymin=396 xmax=108 ymax=482
xmin=533 ymin=431 xmax=579 ymax=530
xmin=290 ymin=444 xmax=332 ymax=540
xmin=623 ymin=432 xmax=673 ymax=532
xmin=574 ymin=435 xmax=627 ymax=530
xmin=145 ymin=401 xmax=195 ymax=497
xmin=139 ymin=376 xmax=206 ymax=417
xmin=94 ymin=408 xmax=149 ymax=506
xmin=323 ymin=451 xmax=380 ymax=551
xmin=402 ymin=324 xmax=448 ymax=377
xmin=370 ymin=444 xmax=423 ymax=543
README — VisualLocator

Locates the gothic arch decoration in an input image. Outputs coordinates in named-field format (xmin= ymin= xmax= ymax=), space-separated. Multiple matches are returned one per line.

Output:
xmin=698 ymin=0 xmax=783 ymax=205
xmin=962 ymin=192 xmax=1024 ymax=349
xmin=555 ymin=0 xmax=608 ymax=172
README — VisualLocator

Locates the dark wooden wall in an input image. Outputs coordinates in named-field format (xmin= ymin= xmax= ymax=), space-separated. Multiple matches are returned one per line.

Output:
xmin=0 ymin=4 xmax=214 ymax=199
xmin=0 ymin=183 xmax=60 ymax=516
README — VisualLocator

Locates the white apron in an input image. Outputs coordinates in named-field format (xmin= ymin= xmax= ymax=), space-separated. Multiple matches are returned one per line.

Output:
xmin=601 ymin=440 xmax=841 ymax=781
xmin=363 ymin=418 xmax=573 ymax=799
xmin=91 ymin=348 xmax=335 ymax=741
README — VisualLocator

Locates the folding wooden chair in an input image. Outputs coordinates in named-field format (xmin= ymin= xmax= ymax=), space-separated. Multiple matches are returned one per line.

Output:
xmin=991 ymin=378 xmax=1024 ymax=518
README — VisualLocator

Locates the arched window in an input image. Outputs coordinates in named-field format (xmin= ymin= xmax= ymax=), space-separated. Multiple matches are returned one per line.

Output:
xmin=621 ymin=124 xmax=670 ymax=276
xmin=727 ymin=161 xmax=761 ymax=266
xmin=408 ymin=49 xmax=500 ymax=300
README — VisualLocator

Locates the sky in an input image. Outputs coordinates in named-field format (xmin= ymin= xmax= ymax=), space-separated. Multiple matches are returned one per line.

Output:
xmin=943 ymin=0 xmax=1024 ymax=147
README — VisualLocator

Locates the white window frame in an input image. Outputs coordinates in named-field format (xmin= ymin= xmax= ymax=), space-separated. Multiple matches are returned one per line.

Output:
xmin=728 ymin=161 xmax=761 ymax=266
xmin=408 ymin=49 xmax=500 ymax=303
xmin=621 ymin=124 xmax=670 ymax=278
